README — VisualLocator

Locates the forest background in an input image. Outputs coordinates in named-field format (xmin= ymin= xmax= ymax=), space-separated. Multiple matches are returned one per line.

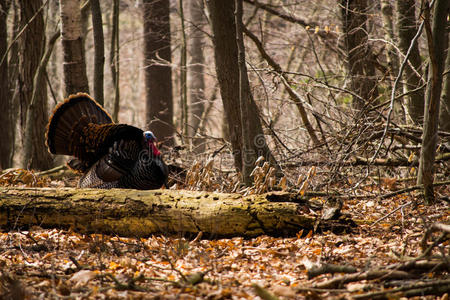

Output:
xmin=0 ymin=0 xmax=449 ymax=201
xmin=0 ymin=0 xmax=449 ymax=298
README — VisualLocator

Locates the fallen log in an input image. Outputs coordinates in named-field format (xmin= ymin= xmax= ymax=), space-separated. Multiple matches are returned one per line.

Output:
xmin=0 ymin=187 xmax=353 ymax=238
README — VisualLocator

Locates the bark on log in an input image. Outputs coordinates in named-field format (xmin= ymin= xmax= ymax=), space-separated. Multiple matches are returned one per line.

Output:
xmin=0 ymin=187 xmax=344 ymax=238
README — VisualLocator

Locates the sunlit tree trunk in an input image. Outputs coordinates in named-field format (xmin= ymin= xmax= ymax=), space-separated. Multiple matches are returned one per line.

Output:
xmin=143 ymin=0 xmax=174 ymax=146
xmin=110 ymin=0 xmax=120 ymax=121
xmin=417 ymin=0 xmax=449 ymax=204
xmin=396 ymin=0 xmax=425 ymax=124
xmin=91 ymin=0 xmax=104 ymax=106
xmin=8 ymin=0 xmax=20 ymax=166
xmin=48 ymin=0 xmax=61 ymax=102
xmin=18 ymin=0 xmax=52 ymax=169
xmin=340 ymin=0 xmax=378 ymax=111
xmin=179 ymin=0 xmax=188 ymax=138
xmin=0 ymin=0 xmax=13 ymax=169
xmin=59 ymin=0 xmax=89 ymax=96
xmin=187 ymin=0 xmax=206 ymax=150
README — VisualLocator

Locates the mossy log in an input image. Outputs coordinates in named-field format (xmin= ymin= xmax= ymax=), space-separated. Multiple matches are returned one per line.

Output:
xmin=0 ymin=187 xmax=351 ymax=238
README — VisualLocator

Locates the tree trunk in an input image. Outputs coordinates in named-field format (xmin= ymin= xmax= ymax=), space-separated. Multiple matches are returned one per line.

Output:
xmin=439 ymin=24 xmax=450 ymax=137
xmin=340 ymin=0 xmax=379 ymax=111
xmin=207 ymin=0 xmax=243 ymax=172
xmin=0 ymin=187 xmax=332 ymax=238
xmin=110 ymin=0 xmax=120 ymax=121
xmin=18 ymin=0 xmax=52 ymax=170
xmin=59 ymin=0 xmax=89 ymax=96
xmin=143 ymin=0 xmax=174 ymax=146
xmin=417 ymin=0 xmax=450 ymax=204
xmin=396 ymin=0 xmax=425 ymax=124
xmin=380 ymin=0 xmax=400 ymax=92
xmin=207 ymin=0 xmax=279 ymax=181
xmin=235 ymin=0 xmax=254 ymax=185
xmin=48 ymin=0 xmax=62 ymax=102
xmin=7 ymin=0 xmax=20 ymax=166
xmin=187 ymin=0 xmax=206 ymax=150
xmin=80 ymin=0 xmax=89 ymax=70
xmin=8 ymin=0 xmax=19 ymax=92
xmin=179 ymin=0 xmax=188 ymax=138
xmin=22 ymin=31 xmax=60 ymax=169
xmin=0 ymin=0 xmax=13 ymax=169
xmin=91 ymin=0 xmax=104 ymax=106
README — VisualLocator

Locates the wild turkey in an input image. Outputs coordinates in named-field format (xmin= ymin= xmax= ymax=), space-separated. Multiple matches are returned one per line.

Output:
xmin=45 ymin=93 xmax=168 ymax=189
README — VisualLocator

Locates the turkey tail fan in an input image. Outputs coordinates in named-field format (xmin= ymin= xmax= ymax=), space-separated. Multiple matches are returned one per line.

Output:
xmin=46 ymin=93 xmax=168 ymax=190
xmin=46 ymin=93 xmax=113 ymax=156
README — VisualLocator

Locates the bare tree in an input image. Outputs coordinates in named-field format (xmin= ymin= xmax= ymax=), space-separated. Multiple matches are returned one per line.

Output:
xmin=110 ymin=0 xmax=120 ymax=121
xmin=439 ymin=28 xmax=450 ymax=136
xmin=0 ymin=0 xmax=13 ymax=169
xmin=18 ymin=0 xmax=52 ymax=169
xmin=143 ymin=0 xmax=174 ymax=145
xmin=207 ymin=0 xmax=244 ymax=173
xmin=187 ymin=0 xmax=206 ymax=147
xmin=22 ymin=31 xmax=59 ymax=169
xmin=396 ymin=0 xmax=425 ymax=124
xmin=340 ymin=0 xmax=378 ymax=111
xmin=91 ymin=0 xmax=104 ymax=106
xmin=179 ymin=0 xmax=188 ymax=137
xmin=208 ymin=0 xmax=279 ymax=184
xmin=417 ymin=0 xmax=449 ymax=204
xmin=59 ymin=0 xmax=89 ymax=96
xmin=381 ymin=0 xmax=400 ymax=91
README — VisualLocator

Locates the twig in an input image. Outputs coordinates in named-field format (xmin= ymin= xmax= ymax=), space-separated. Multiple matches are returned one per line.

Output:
xmin=371 ymin=201 xmax=412 ymax=226
xmin=371 ymin=1 xmax=436 ymax=162
xmin=312 ymin=269 xmax=415 ymax=289
xmin=388 ymin=259 xmax=448 ymax=273
xmin=421 ymin=222 xmax=450 ymax=254
xmin=164 ymin=253 xmax=188 ymax=283
xmin=307 ymin=264 xmax=357 ymax=279
xmin=252 ymin=284 xmax=279 ymax=300
xmin=190 ymin=231 xmax=203 ymax=244
xmin=35 ymin=165 xmax=67 ymax=176
xmin=0 ymin=0 xmax=49 ymax=68
xmin=295 ymin=286 xmax=347 ymax=293
xmin=69 ymin=256 xmax=83 ymax=271
xmin=243 ymin=25 xmax=321 ymax=147
xmin=353 ymin=279 xmax=450 ymax=300
xmin=103 ymin=273 xmax=148 ymax=292
xmin=244 ymin=0 xmax=310 ymax=27
xmin=378 ymin=180 xmax=450 ymax=200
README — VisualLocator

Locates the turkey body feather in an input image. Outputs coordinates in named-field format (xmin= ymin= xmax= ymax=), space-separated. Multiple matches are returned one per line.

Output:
xmin=45 ymin=93 xmax=168 ymax=190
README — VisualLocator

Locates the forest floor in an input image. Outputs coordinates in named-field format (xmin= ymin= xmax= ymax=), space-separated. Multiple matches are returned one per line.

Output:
xmin=0 ymin=168 xmax=449 ymax=299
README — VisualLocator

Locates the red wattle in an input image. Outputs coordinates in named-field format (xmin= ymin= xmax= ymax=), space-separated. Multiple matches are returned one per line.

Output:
xmin=149 ymin=142 xmax=161 ymax=156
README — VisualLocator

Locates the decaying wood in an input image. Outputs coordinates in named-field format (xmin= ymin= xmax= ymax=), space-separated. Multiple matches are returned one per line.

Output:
xmin=312 ymin=269 xmax=415 ymax=289
xmin=0 ymin=187 xmax=352 ymax=238
xmin=307 ymin=263 xmax=357 ymax=279
xmin=307 ymin=254 xmax=450 ymax=298
xmin=353 ymin=279 xmax=450 ymax=300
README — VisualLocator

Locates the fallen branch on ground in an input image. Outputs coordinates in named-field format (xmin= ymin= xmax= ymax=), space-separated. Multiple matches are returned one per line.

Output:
xmin=312 ymin=269 xmax=415 ymax=289
xmin=0 ymin=187 xmax=354 ymax=238
xmin=306 ymin=225 xmax=450 ymax=298
xmin=307 ymin=263 xmax=357 ymax=279
xmin=353 ymin=279 xmax=450 ymax=300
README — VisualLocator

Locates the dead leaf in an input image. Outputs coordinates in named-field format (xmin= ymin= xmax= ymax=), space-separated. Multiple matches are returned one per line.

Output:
xmin=69 ymin=270 xmax=97 ymax=286
xmin=271 ymin=285 xmax=296 ymax=297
